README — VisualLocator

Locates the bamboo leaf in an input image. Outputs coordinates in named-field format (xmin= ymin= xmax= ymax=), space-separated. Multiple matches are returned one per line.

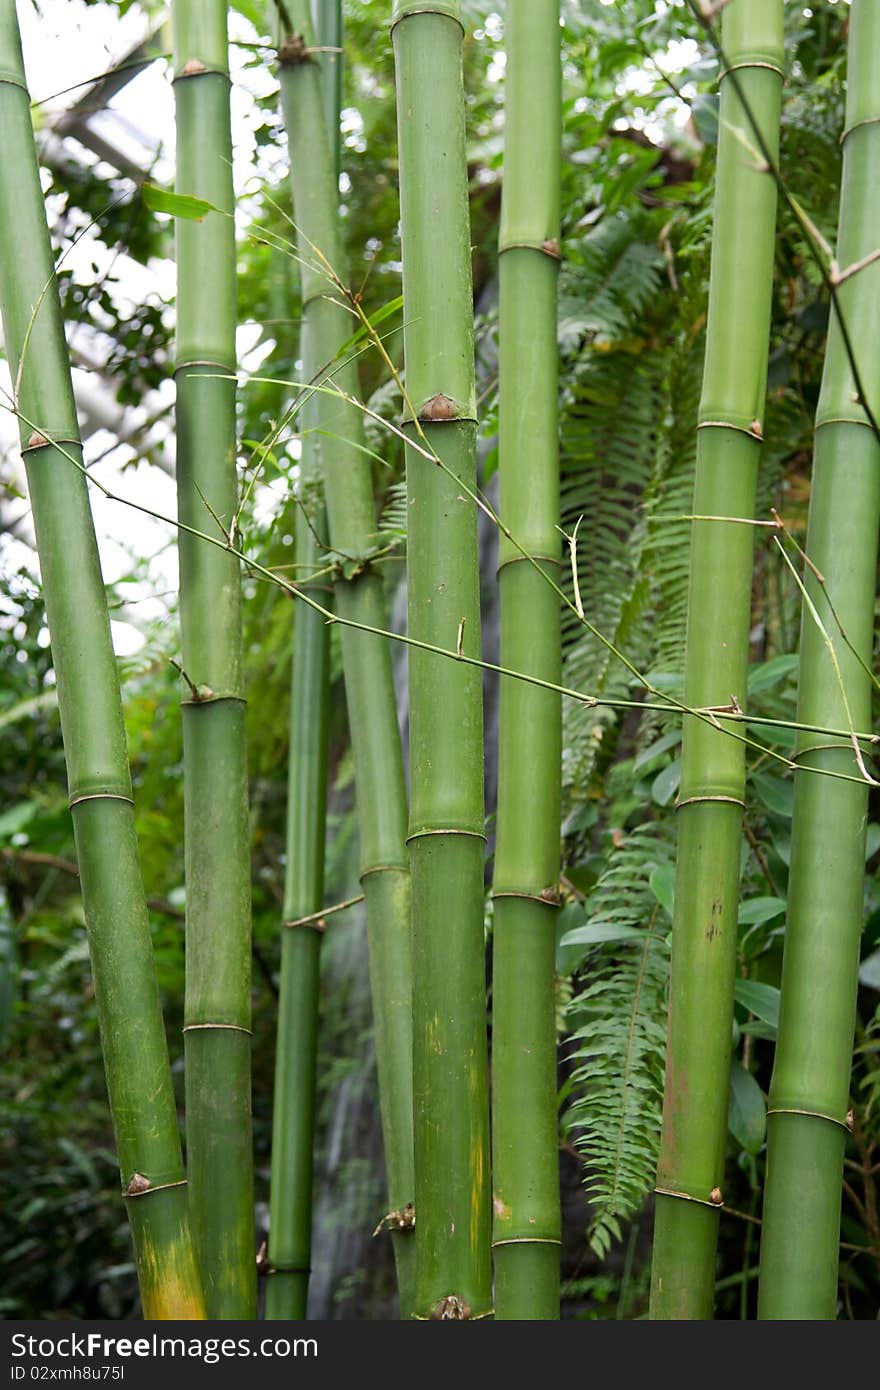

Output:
xmin=142 ymin=184 xmax=218 ymax=221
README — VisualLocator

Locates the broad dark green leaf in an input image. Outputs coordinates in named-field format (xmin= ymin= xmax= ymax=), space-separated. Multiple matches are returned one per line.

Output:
xmin=738 ymin=896 xmax=786 ymax=926
xmin=734 ymin=978 xmax=780 ymax=1032
xmin=559 ymin=921 xmax=645 ymax=948
xmin=649 ymin=864 xmax=675 ymax=919
xmin=752 ymin=772 xmax=794 ymax=819
xmin=747 ymin=653 xmax=799 ymax=695
xmin=728 ymin=1060 xmax=766 ymax=1154
xmin=651 ymin=757 xmax=681 ymax=807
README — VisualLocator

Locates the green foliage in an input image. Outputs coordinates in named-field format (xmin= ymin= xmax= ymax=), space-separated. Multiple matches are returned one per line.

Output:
xmin=564 ymin=823 xmax=674 ymax=1258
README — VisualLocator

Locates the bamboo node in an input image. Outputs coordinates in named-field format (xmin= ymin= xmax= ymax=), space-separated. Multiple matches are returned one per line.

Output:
xmin=766 ymin=1105 xmax=851 ymax=1132
xmin=179 ymin=59 xmax=206 ymax=77
xmin=654 ymin=1184 xmax=725 ymax=1210
xmin=419 ymin=393 xmax=458 ymax=422
xmin=278 ymin=33 xmax=311 ymax=67
xmin=373 ymin=1203 xmax=415 ymax=1237
xmin=122 ymin=1175 xmax=187 ymax=1199
xmin=26 ymin=431 xmax=49 ymax=450
xmin=431 ymin=1295 xmax=472 ymax=1321
xmin=675 ymin=793 xmax=745 ymax=811
xmin=182 ymin=1022 xmax=254 ymax=1036
xmin=542 ymin=237 xmax=562 ymax=259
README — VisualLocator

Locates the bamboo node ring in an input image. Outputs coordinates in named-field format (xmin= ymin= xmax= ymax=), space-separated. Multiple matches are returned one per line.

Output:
xmin=697 ymin=419 xmax=763 ymax=441
xmin=675 ymin=794 xmax=745 ymax=810
xmin=491 ymin=1236 xmax=563 ymax=1248
xmin=68 ymin=791 xmax=134 ymax=809
xmin=840 ymin=115 xmax=880 ymax=146
xmin=718 ymin=60 xmax=785 ymax=83
xmin=766 ymin=1105 xmax=851 ymax=1132
xmin=182 ymin=1022 xmax=254 ymax=1036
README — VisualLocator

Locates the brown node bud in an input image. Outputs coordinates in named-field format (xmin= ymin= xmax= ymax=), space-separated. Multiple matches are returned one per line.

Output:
xmin=432 ymin=1295 xmax=472 ymax=1320
xmin=180 ymin=59 xmax=207 ymax=77
xmin=539 ymin=886 xmax=560 ymax=904
xmin=26 ymin=432 xmax=49 ymax=450
xmin=846 ymin=1108 xmax=854 ymax=1131
xmin=750 ymin=419 xmax=763 ymax=439
xmin=125 ymin=1172 xmax=152 ymax=1196
xmin=709 ymin=1186 xmax=723 ymax=1206
xmin=396 ymin=1203 xmax=416 ymax=1231
xmin=541 ymin=237 xmax=561 ymax=259
xmin=420 ymin=393 xmax=457 ymax=422
xmin=278 ymin=33 xmax=309 ymax=66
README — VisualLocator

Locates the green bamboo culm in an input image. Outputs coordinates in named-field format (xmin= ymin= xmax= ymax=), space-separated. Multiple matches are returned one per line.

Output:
xmin=758 ymin=0 xmax=880 ymax=1319
xmin=491 ymin=0 xmax=562 ymax=1321
xmin=650 ymin=0 xmax=783 ymax=1320
xmin=275 ymin=0 xmax=416 ymax=1314
xmin=0 ymin=0 xmax=204 ymax=1320
xmin=264 ymin=344 xmax=330 ymax=1323
xmin=392 ymin=0 xmax=492 ymax=1321
xmin=173 ymin=0 xmax=256 ymax=1319
xmin=265 ymin=0 xmax=335 ymax=1323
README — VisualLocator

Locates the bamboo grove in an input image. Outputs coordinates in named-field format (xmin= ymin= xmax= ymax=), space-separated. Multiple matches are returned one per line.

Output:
xmin=1 ymin=0 xmax=880 ymax=1322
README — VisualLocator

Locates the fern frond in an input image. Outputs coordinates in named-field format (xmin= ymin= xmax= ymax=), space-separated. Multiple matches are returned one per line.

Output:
xmin=564 ymin=822 xmax=674 ymax=1258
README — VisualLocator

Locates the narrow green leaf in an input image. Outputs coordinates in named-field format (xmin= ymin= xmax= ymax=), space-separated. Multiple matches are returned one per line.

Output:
xmin=142 ymin=184 xmax=218 ymax=221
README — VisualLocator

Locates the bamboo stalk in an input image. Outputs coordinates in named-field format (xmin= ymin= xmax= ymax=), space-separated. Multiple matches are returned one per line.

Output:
xmin=650 ymin=0 xmax=783 ymax=1319
xmin=265 ymin=0 xmax=335 ymax=1323
xmin=275 ymin=0 xmax=415 ymax=1314
xmin=391 ymin=0 xmax=492 ymax=1321
xmin=758 ymin=0 xmax=880 ymax=1319
xmin=173 ymin=0 xmax=256 ymax=1319
xmin=491 ymin=0 xmax=562 ymax=1321
xmin=0 ymin=0 xmax=204 ymax=1320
